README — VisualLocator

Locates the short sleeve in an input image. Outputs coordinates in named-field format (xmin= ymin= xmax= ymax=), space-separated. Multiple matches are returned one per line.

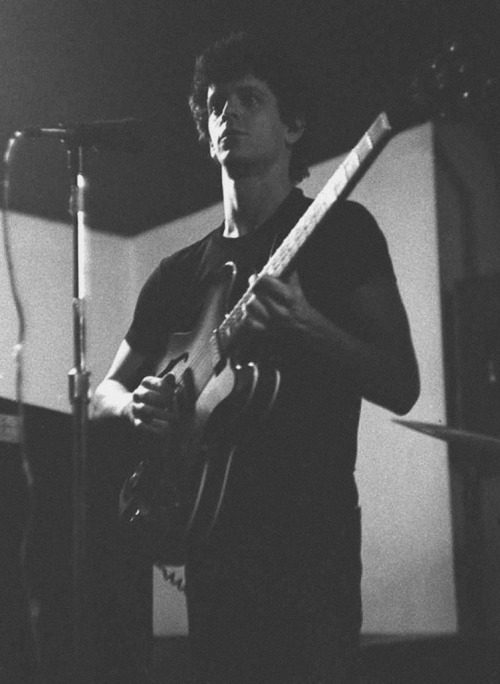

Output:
xmin=124 ymin=231 xmax=217 ymax=359
xmin=298 ymin=200 xmax=396 ymax=320
xmin=125 ymin=262 xmax=170 ymax=357
xmin=326 ymin=200 xmax=395 ymax=288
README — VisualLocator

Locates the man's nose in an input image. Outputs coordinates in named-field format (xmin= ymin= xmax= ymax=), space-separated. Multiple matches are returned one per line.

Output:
xmin=221 ymin=95 xmax=241 ymax=119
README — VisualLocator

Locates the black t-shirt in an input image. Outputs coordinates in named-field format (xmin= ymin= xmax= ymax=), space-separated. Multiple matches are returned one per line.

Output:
xmin=125 ymin=188 xmax=395 ymax=518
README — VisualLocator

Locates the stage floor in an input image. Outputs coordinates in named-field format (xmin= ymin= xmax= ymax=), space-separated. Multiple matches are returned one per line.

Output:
xmin=151 ymin=634 xmax=500 ymax=684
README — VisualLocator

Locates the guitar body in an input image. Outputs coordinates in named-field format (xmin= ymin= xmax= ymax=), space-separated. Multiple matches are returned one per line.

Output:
xmin=119 ymin=263 xmax=280 ymax=564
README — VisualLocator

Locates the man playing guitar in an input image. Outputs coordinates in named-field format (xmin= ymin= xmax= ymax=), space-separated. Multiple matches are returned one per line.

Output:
xmin=92 ymin=31 xmax=420 ymax=684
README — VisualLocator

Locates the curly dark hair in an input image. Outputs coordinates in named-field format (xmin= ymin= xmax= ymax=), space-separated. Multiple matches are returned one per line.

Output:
xmin=189 ymin=32 xmax=313 ymax=183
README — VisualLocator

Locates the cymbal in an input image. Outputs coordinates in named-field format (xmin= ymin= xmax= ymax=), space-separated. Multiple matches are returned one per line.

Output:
xmin=393 ymin=419 xmax=500 ymax=453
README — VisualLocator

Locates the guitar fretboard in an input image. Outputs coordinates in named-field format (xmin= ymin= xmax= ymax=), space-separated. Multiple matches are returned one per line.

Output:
xmin=215 ymin=112 xmax=393 ymax=354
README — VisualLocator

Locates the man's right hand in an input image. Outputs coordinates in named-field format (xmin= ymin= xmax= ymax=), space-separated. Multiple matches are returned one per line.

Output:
xmin=124 ymin=374 xmax=177 ymax=436
xmin=92 ymin=341 xmax=181 ymax=436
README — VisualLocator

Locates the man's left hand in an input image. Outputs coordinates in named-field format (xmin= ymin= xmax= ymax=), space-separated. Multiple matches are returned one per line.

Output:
xmin=244 ymin=271 xmax=312 ymax=333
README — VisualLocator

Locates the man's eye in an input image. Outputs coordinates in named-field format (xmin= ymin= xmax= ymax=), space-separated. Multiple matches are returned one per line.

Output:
xmin=242 ymin=93 xmax=258 ymax=107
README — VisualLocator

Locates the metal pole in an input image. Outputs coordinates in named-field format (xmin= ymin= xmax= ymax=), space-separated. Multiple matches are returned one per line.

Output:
xmin=67 ymin=142 xmax=91 ymax=684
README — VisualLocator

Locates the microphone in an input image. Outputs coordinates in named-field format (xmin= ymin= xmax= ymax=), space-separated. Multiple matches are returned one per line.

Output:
xmin=20 ymin=117 xmax=144 ymax=153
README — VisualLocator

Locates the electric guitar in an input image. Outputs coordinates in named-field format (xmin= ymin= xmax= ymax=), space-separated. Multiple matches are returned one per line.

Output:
xmin=119 ymin=41 xmax=496 ymax=565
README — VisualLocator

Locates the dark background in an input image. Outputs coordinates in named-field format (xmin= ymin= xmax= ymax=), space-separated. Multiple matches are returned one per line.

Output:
xmin=1 ymin=0 xmax=499 ymax=236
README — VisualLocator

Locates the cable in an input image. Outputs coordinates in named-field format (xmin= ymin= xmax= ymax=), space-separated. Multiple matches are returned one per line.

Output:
xmin=158 ymin=564 xmax=186 ymax=593
xmin=2 ymin=131 xmax=46 ymax=683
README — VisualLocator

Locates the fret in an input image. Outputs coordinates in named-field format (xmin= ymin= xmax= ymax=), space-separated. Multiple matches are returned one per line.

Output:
xmin=369 ymin=112 xmax=391 ymax=147
xmin=354 ymin=135 xmax=372 ymax=163
xmin=342 ymin=149 xmax=361 ymax=182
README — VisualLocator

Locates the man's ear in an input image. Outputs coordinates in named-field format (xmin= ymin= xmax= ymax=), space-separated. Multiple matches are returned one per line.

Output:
xmin=285 ymin=116 xmax=305 ymax=145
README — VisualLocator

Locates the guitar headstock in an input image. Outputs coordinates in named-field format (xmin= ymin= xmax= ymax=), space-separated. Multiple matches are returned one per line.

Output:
xmin=390 ymin=38 xmax=500 ymax=132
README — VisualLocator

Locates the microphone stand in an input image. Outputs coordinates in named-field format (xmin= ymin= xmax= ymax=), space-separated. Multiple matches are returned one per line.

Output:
xmin=66 ymin=139 xmax=91 ymax=684
xmin=18 ymin=119 xmax=143 ymax=682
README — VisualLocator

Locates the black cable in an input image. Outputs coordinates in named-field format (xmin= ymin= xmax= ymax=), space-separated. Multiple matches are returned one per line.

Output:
xmin=2 ymin=131 xmax=46 ymax=684
xmin=159 ymin=564 xmax=186 ymax=593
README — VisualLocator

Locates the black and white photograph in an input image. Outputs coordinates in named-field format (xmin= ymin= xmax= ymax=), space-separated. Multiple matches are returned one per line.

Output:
xmin=0 ymin=1 xmax=499 ymax=682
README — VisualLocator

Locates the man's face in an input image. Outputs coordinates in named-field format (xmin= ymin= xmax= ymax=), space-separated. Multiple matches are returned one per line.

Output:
xmin=206 ymin=74 xmax=301 ymax=178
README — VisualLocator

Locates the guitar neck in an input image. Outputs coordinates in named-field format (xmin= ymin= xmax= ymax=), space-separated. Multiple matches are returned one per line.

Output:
xmin=215 ymin=111 xmax=393 ymax=354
